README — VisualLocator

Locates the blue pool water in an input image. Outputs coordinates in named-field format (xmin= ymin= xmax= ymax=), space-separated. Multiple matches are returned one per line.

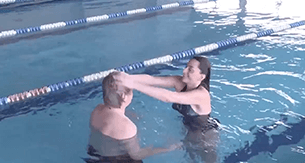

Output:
xmin=0 ymin=0 xmax=305 ymax=162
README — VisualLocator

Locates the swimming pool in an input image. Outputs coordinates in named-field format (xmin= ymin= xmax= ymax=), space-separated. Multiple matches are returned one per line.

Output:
xmin=0 ymin=0 xmax=305 ymax=162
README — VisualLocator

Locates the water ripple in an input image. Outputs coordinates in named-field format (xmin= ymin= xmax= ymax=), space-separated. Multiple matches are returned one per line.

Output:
xmin=240 ymin=53 xmax=276 ymax=64
xmin=244 ymin=71 xmax=305 ymax=81
xmin=213 ymin=64 xmax=262 ymax=72
xmin=213 ymin=79 xmax=259 ymax=92
xmin=291 ymin=146 xmax=305 ymax=155
xmin=226 ymin=94 xmax=259 ymax=103
xmin=259 ymin=87 xmax=299 ymax=105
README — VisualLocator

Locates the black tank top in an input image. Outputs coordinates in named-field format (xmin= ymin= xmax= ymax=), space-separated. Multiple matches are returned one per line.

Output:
xmin=172 ymin=85 xmax=219 ymax=132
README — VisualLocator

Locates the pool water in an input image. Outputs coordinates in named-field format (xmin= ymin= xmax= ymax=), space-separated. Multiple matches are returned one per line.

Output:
xmin=0 ymin=0 xmax=305 ymax=162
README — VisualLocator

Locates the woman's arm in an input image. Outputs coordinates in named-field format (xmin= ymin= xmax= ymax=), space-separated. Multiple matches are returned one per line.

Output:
xmin=127 ymin=81 xmax=208 ymax=105
xmin=121 ymin=123 xmax=182 ymax=160
xmin=115 ymin=72 xmax=183 ymax=89
xmin=113 ymin=72 xmax=209 ymax=105
xmin=124 ymin=136 xmax=181 ymax=160
xmin=128 ymin=146 xmax=175 ymax=160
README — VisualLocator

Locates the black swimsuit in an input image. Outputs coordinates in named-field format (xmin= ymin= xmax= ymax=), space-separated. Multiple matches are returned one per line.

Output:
xmin=172 ymin=85 xmax=220 ymax=133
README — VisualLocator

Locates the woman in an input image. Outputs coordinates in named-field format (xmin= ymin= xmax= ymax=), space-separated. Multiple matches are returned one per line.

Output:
xmin=114 ymin=56 xmax=220 ymax=163
xmin=85 ymin=72 xmax=180 ymax=163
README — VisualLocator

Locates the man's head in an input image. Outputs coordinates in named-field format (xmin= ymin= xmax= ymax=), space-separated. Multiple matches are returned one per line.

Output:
xmin=102 ymin=72 xmax=133 ymax=108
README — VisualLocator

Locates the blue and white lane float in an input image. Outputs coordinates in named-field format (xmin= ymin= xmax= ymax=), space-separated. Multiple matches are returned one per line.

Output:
xmin=0 ymin=0 xmax=208 ymax=39
xmin=0 ymin=0 xmax=34 ymax=5
xmin=0 ymin=21 xmax=304 ymax=106
xmin=0 ymin=0 xmax=53 ymax=6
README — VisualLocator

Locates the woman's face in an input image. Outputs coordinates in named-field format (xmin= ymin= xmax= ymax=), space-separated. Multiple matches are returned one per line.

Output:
xmin=182 ymin=59 xmax=205 ymax=84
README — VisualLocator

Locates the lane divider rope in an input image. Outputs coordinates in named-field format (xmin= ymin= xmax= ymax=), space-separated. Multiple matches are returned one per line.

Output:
xmin=0 ymin=0 xmax=208 ymax=39
xmin=0 ymin=0 xmax=35 ymax=5
xmin=0 ymin=20 xmax=304 ymax=106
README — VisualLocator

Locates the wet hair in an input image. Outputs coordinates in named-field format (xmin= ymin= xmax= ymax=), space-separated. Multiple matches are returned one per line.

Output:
xmin=193 ymin=56 xmax=211 ymax=92
xmin=102 ymin=72 xmax=131 ymax=108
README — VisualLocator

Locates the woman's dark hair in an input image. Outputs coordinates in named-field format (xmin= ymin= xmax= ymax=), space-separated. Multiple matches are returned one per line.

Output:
xmin=193 ymin=56 xmax=211 ymax=92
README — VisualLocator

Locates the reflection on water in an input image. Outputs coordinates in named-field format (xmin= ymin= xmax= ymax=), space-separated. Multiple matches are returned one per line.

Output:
xmin=193 ymin=0 xmax=305 ymax=46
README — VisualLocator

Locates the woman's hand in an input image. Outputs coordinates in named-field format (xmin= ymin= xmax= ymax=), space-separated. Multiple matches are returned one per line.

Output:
xmin=113 ymin=71 xmax=130 ymax=81
xmin=113 ymin=71 xmax=134 ymax=89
